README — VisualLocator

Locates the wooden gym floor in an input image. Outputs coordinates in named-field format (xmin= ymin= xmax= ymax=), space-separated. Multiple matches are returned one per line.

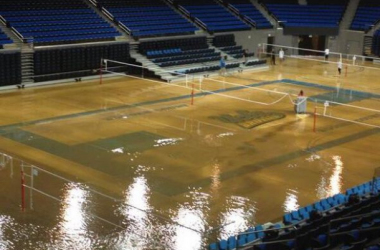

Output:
xmin=1 ymin=58 xmax=380 ymax=249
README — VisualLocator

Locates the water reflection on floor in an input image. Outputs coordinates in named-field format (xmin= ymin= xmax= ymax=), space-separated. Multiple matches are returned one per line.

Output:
xmin=1 ymin=68 xmax=380 ymax=249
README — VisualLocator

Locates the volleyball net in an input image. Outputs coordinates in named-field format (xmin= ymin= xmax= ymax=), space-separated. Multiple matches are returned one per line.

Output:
xmin=314 ymin=100 xmax=380 ymax=131
xmin=260 ymin=43 xmax=343 ymax=62
xmin=260 ymin=43 xmax=380 ymax=73
xmin=199 ymin=76 xmax=307 ymax=107
xmin=101 ymin=58 xmax=311 ymax=111
xmin=101 ymin=58 xmax=190 ymax=87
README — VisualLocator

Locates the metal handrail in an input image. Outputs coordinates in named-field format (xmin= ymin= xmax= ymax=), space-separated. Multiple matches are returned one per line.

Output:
xmin=102 ymin=8 xmax=114 ymax=20
xmin=242 ymin=15 xmax=257 ymax=28
xmin=11 ymin=27 xmax=24 ymax=41
xmin=178 ymin=5 xmax=191 ymax=17
xmin=194 ymin=17 xmax=208 ymax=30
xmin=365 ymin=19 xmax=380 ymax=33
xmin=228 ymin=4 xmax=240 ymax=15
xmin=118 ymin=22 xmax=131 ymax=35
xmin=88 ymin=0 xmax=97 ymax=7
xmin=0 ymin=15 xmax=7 ymax=25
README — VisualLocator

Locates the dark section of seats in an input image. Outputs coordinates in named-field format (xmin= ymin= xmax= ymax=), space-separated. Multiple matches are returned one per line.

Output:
xmin=34 ymin=43 xmax=129 ymax=82
xmin=213 ymin=34 xmax=254 ymax=59
xmin=174 ymin=0 xmax=250 ymax=32
xmin=0 ymin=0 xmax=119 ymax=45
xmin=225 ymin=0 xmax=272 ymax=29
xmin=260 ymin=0 xmax=348 ymax=28
xmin=210 ymin=179 xmax=380 ymax=250
xmin=97 ymin=0 xmax=197 ymax=37
xmin=139 ymin=37 xmax=222 ymax=67
xmin=351 ymin=0 xmax=380 ymax=31
xmin=0 ymin=29 xmax=13 ymax=49
xmin=0 ymin=51 xmax=21 ymax=86
xmin=373 ymin=30 xmax=380 ymax=56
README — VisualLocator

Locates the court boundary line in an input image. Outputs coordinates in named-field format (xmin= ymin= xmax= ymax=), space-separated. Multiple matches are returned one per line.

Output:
xmin=1 ymin=78 xmax=379 ymax=131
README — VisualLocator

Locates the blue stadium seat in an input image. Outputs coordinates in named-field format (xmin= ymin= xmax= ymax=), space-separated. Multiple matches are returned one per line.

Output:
xmin=0 ymin=0 xmax=119 ymax=45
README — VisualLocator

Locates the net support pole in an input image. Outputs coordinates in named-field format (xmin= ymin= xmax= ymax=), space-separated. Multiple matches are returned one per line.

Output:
xmin=345 ymin=65 xmax=348 ymax=77
xmin=99 ymin=58 xmax=103 ymax=85
xmin=191 ymin=83 xmax=195 ymax=106
xmin=313 ymin=107 xmax=317 ymax=133
xmin=30 ymin=166 xmax=34 ymax=210
xmin=21 ymin=170 xmax=25 ymax=212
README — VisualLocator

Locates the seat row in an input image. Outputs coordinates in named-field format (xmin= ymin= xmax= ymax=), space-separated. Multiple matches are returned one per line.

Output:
xmin=174 ymin=62 xmax=240 ymax=75
xmin=350 ymin=0 xmax=380 ymax=31
xmin=97 ymin=0 xmax=197 ymax=37
xmin=209 ymin=177 xmax=380 ymax=250
xmin=0 ymin=51 xmax=21 ymax=86
xmin=227 ymin=0 xmax=272 ymax=28
xmin=0 ymin=0 xmax=119 ymax=45
xmin=263 ymin=1 xmax=346 ymax=28
xmin=176 ymin=0 xmax=250 ymax=32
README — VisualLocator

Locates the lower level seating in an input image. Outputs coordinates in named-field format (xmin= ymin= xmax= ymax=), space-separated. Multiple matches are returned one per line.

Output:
xmin=0 ymin=31 xmax=13 ymax=49
xmin=213 ymin=34 xmax=255 ymax=59
xmin=210 ymin=178 xmax=380 ymax=250
xmin=34 ymin=42 xmax=129 ymax=82
xmin=0 ymin=51 xmax=21 ymax=86
xmin=373 ymin=30 xmax=380 ymax=56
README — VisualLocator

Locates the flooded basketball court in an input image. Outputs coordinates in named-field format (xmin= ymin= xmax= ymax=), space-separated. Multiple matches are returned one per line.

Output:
xmin=1 ymin=58 xmax=380 ymax=249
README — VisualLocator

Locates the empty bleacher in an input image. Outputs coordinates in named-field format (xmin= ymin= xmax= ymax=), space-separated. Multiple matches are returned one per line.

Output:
xmin=0 ymin=0 xmax=119 ymax=45
xmin=0 ymin=21 xmax=13 ymax=49
xmin=351 ymin=0 xmax=380 ymax=31
xmin=209 ymin=178 xmax=380 ymax=250
xmin=97 ymin=0 xmax=198 ymax=37
xmin=175 ymin=0 xmax=250 ymax=32
xmin=212 ymin=34 xmax=254 ymax=59
xmin=225 ymin=0 xmax=272 ymax=29
xmin=34 ymin=43 xmax=130 ymax=82
xmin=0 ymin=51 xmax=21 ymax=86
xmin=139 ymin=36 xmax=229 ymax=75
xmin=372 ymin=30 xmax=380 ymax=57
xmin=261 ymin=0 xmax=347 ymax=28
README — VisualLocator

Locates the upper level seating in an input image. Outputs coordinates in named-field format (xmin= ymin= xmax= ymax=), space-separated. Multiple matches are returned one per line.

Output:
xmin=97 ymin=0 xmax=197 ymax=37
xmin=0 ymin=0 xmax=119 ymax=45
xmin=0 ymin=29 xmax=12 ymax=49
xmin=261 ymin=0 xmax=347 ymax=28
xmin=209 ymin=178 xmax=380 ymax=250
xmin=174 ymin=0 xmax=250 ymax=32
xmin=225 ymin=0 xmax=272 ymax=29
xmin=351 ymin=0 xmax=380 ymax=31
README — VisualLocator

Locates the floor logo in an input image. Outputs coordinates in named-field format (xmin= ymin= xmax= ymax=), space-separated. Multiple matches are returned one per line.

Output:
xmin=210 ymin=110 xmax=286 ymax=129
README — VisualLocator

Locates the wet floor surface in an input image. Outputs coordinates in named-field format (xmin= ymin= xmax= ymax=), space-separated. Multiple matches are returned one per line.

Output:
xmin=1 ymin=59 xmax=380 ymax=249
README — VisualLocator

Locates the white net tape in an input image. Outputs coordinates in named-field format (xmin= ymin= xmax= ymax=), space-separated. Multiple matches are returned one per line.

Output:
xmin=317 ymin=101 xmax=380 ymax=129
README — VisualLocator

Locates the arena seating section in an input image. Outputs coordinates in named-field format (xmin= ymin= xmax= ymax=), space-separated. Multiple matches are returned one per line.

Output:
xmin=213 ymin=34 xmax=254 ymax=59
xmin=139 ymin=37 xmax=246 ymax=75
xmin=260 ymin=0 xmax=347 ymax=28
xmin=0 ymin=0 xmax=119 ymax=45
xmin=0 ymin=30 xmax=12 ymax=49
xmin=372 ymin=30 xmax=380 ymax=56
xmin=97 ymin=0 xmax=198 ymax=37
xmin=351 ymin=0 xmax=380 ymax=31
xmin=0 ymin=51 xmax=21 ymax=86
xmin=175 ymin=0 xmax=250 ymax=32
xmin=209 ymin=178 xmax=380 ymax=250
xmin=225 ymin=0 xmax=272 ymax=29
xmin=34 ymin=43 xmax=130 ymax=82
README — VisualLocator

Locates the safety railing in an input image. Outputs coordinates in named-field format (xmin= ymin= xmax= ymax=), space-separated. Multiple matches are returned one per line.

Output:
xmin=87 ymin=0 xmax=132 ymax=36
